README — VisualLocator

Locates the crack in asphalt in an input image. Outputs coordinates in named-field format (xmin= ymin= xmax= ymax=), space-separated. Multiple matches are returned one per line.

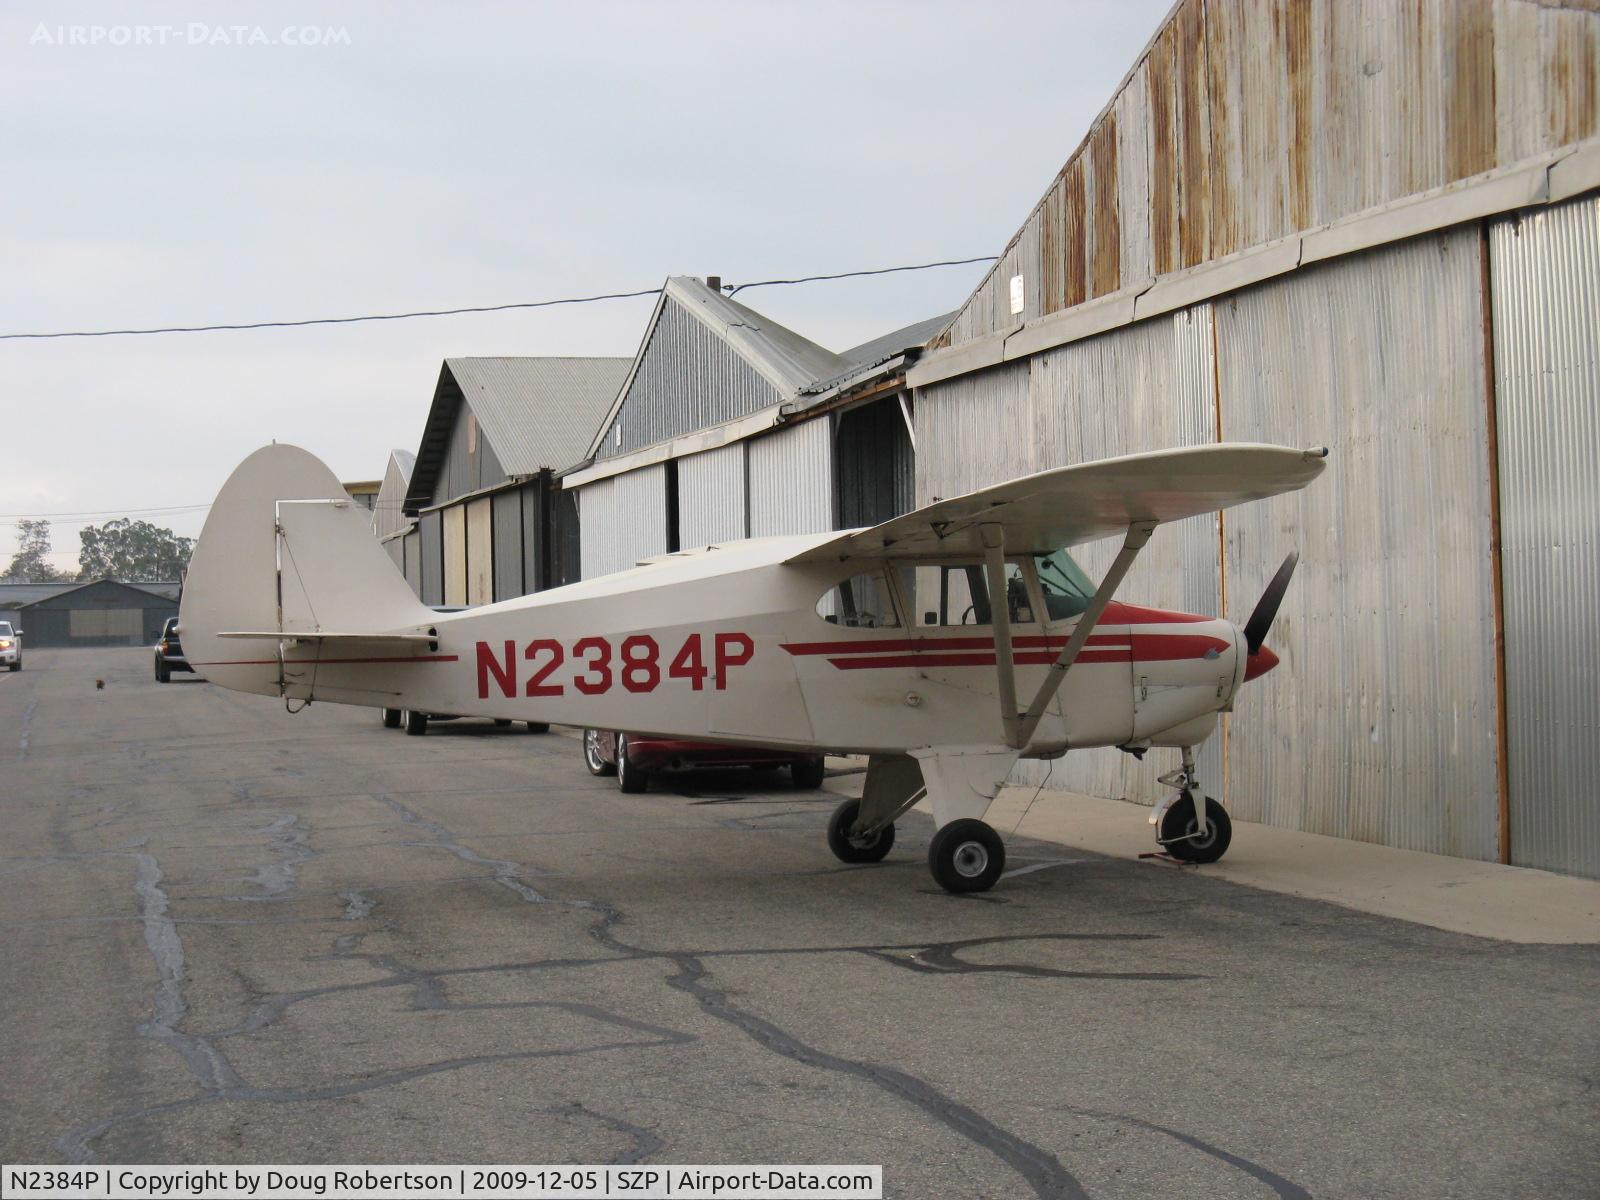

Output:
xmin=549 ymin=1100 xmax=664 ymax=1165
xmin=228 ymin=814 xmax=314 ymax=901
xmin=51 ymin=763 xmax=1301 ymax=1197
xmin=17 ymin=697 xmax=38 ymax=760
xmin=1060 ymin=1107 xmax=1313 ymax=1200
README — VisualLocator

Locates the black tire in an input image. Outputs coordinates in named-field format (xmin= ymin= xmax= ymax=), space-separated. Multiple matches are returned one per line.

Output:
xmin=8 ymin=661 xmax=18 ymax=672
xmin=381 ymin=707 xmax=402 ymax=729
xmin=525 ymin=722 xmax=550 ymax=734
xmin=928 ymin=818 xmax=1006 ymax=893
xmin=1158 ymin=793 xmax=1232 ymax=863
xmin=790 ymin=756 xmax=827 ymax=790
xmin=826 ymin=798 xmax=895 ymax=864
xmin=493 ymin=718 xmax=512 ymax=727
xmin=616 ymin=734 xmax=648 ymax=793
xmin=583 ymin=728 xmax=616 ymax=776
xmin=156 ymin=660 xmax=170 ymax=683
xmin=402 ymin=709 xmax=428 ymax=736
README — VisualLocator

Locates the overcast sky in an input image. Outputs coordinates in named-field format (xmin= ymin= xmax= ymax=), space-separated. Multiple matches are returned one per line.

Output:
xmin=1 ymin=0 xmax=1170 ymax=572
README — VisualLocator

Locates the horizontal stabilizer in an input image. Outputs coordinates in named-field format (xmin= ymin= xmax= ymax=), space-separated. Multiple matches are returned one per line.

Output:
xmin=218 ymin=631 xmax=437 ymax=644
xmin=787 ymin=443 xmax=1328 ymax=562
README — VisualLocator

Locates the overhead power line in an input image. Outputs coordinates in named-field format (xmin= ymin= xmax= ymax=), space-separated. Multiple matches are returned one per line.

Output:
xmin=722 ymin=256 xmax=999 ymax=295
xmin=0 ymin=256 xmax=997 ymax=341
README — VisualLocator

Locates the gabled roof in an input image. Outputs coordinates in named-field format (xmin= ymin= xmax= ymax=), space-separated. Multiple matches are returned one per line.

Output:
xmin=373 ymin=449 xmax=418 ymax=538
xmin=406 ymin=357 xmax=631 ymax=509
xmin=0 ymin=578 xmax=180 ymax=608
xmin=583 ymin=277 xmax=851 ymax=461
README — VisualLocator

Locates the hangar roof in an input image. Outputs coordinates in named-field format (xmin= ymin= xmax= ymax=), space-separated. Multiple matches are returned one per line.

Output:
xmin=405 ymin=357 xmax=631 ymax=509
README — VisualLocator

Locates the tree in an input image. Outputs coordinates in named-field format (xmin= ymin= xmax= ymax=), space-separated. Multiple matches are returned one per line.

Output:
xmin=3 ymin=519 xmax=74 ymax=582
xmin=77 ymin=519 xmax=194 ymax=582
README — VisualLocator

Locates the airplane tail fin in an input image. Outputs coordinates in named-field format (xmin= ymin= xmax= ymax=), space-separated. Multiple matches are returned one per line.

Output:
xmin=180 ymin=444 xmax=435 ymax=697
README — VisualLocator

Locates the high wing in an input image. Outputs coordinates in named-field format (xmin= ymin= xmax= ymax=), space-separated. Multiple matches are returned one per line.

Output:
xmin=786 ymin=443 xmax=1328 ymax=562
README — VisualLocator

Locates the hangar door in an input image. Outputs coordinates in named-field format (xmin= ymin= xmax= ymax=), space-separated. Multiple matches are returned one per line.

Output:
xmin=69 ymin=609 xmax=143 ymax=643
xmin=836 ymin=397 xmax=913 ymax=530
xmin=466 ymin=497 xmax=493 ymax=606
xmin=443 ymin=505 xmax=467 ymax=607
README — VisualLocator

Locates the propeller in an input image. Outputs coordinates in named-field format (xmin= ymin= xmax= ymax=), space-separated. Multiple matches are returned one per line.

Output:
xmin=1242 ymin=550 xmax=1299 ymax=655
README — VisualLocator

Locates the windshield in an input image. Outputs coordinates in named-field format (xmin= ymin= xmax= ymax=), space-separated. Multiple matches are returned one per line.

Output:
xmin=1033 ymin=548 xmax=1097 ymax=620
xmin=0 ymin=622 xmax=12 ymax=637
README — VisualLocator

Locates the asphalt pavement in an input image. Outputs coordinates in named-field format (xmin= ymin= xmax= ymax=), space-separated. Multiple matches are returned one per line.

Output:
xmin=2 ymin=647 xmax=1596 ymax=1198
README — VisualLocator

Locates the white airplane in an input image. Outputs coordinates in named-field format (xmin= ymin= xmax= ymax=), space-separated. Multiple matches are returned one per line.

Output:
xmin=181 ymin=441 xmax=1326 ymax=893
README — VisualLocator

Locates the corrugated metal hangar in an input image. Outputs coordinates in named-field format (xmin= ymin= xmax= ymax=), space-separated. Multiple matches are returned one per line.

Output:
xmin=905 ymin=0 xmax=1600 ymax=877
xmin=398 ymin=357 xmax=630 ymax=605
xmin=0 ymin=579 xmax=180 ymax=647
xmin=562 ymin=275 xmax=944 ymax=578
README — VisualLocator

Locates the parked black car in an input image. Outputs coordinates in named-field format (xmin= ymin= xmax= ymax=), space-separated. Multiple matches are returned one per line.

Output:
xmin=154 ymin=617 xmax=192 ymax=682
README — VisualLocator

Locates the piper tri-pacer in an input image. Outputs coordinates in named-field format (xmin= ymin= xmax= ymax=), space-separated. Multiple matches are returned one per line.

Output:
xmin=181 ymin=442 xmax=1326 ymax=893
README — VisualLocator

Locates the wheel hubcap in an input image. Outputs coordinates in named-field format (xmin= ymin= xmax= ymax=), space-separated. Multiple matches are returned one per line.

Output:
xmin=952 ymin=841 xmax=989 ymax=878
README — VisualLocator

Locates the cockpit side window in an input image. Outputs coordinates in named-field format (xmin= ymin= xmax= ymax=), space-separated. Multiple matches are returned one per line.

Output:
xmin=912 ymin=562 xmax=1034 ymax=627
xmin=815 ymin=570 xmax=902 ymax=628
xmin=1033 ymin=548 xmax=1096 ymax=620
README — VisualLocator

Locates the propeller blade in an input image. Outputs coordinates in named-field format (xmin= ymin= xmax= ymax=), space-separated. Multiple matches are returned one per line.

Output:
xmin=1243 ymin=550 xmax=1299 ymax=654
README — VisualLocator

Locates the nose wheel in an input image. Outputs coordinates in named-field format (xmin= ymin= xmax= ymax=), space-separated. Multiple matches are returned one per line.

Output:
xmin=1153 ymin=746 xmax=1233 ymax=863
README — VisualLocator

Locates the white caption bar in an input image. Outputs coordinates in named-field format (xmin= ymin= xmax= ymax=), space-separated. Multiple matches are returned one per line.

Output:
xmin=3 ymin=1165 xmax=883 ymax=1200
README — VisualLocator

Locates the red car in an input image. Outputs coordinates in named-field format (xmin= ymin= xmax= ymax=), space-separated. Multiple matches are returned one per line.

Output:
xmin=583 ymin=728 xmax=826 ymax=794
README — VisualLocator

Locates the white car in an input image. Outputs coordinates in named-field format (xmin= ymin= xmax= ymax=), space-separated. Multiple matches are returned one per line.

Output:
xmin=0 ymin=620 xmax=21 ymax=671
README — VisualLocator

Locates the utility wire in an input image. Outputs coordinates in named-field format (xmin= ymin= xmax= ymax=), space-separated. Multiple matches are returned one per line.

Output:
xmin=722 ymin=256 xmax=998 ymax=295
xmin=0 ymin=256 xmax=997 ymax=341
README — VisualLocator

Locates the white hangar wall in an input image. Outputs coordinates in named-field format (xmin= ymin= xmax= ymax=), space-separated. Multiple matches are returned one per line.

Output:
xmin=915 ymin=221 xmax=1525 ymax=867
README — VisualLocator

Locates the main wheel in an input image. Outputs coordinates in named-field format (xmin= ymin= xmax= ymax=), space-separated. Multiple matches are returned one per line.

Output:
xmin=583 ymin=728 xmax=616 ymax=776
xmin=826 ymin=798 xmax=895 ymax=864
xmin=381 ymin=707 xmax=402 ymax=729
xmin=525 ymin=722 xmax=550 ymax=734
xmin=928 ymin=818 xmax=1006 ymax=893
xmin=402 ymin=709 xmax=428 ymax=736
xmin=1158 ymin=793 xmax=1232 ymax=863
xmin=616 ymin=733 xmax=648 ymax=793
xmin=156 ymin=660 xmax=170 ymax=683
xmin=790 ymin=755 xmax=826 ymax=790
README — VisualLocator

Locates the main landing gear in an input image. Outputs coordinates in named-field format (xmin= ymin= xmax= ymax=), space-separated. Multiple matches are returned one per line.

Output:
xmin=1151 ymin=745 xmax=1232 ymax=864
xmin=824 ymin=750 xmax=1016 ymax=894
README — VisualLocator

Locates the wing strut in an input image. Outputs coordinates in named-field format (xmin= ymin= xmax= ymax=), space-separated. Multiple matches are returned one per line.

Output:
xmin=979 ymin=525 xmax=1022 ymax=747
xmin=1010 ymin=520 xmax=1156 ymax=750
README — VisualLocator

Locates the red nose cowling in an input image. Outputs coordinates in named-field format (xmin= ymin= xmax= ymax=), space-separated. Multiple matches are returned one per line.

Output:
xmin=1243 ymin=644 xmax=1280 ymax=682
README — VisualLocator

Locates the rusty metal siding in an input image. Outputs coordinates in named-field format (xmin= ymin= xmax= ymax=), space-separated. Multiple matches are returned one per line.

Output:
xmin=936 ymin=0 xmax=1600 ymax=351
xmin=599 ymin=296 xmax=784 ymax=460
xmin=678 ymin=443 xmax=747 ymax=548
xmin=747 ymin=419 xmax=835 ymax=538
xmin=1215 ymin=228 xmax=1499 ymax=860
xmin=1490 ymin=193 xmax=1600 ymax=878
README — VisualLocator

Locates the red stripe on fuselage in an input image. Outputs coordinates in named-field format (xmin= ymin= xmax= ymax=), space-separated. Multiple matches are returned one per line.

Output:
xmin=188 ymin=654 xmax=460 ymax=667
